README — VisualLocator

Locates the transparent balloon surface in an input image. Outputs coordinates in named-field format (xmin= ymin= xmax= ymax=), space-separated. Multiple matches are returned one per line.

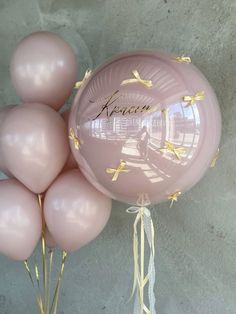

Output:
xmin=70 ymin=51 xmax=221 ymax=205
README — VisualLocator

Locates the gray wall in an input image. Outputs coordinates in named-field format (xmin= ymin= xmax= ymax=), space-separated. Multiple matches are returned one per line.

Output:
xmin=0 ymin=0 xmax=235 ymax=313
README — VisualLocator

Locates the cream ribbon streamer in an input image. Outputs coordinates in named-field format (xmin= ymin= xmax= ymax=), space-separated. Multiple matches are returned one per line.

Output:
xmin=127 ymin=205 xmax=156 ymax=314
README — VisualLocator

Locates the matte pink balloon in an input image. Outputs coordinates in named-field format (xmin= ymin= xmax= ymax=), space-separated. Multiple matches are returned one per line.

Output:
xmin=10 ymin=31 xmax=78 ymax=110
xmin=0 ymin=105 xmax=16 ymax=176
xmin=61 ymin=108 xmax=78 ymax=172
xmin=69 ymin=50 xmax=221 ymax=205
xmin=44 ymin=169 xmax=112 ymax=252
xmin=45 ymin=227 xmax=57 ymax=249
xmin=1 ymin=103 xmax=69 ymax=193
xmin=62 ymin=152 xmax=78 ymax=172
xmin=61 ymin=107 xmax=71 ymax=123
xmin=0 ymin=179 xmax=42 ymax=261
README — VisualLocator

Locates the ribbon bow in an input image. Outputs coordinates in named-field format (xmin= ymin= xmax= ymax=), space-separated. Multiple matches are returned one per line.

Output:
xmin=121 ymin=70 xmax=153 ymax=88
xmin=69 ymin=128 xmax=81 ymax=150
xmin=127 ymin=201 xmax=156 ymax=314
xmin=175 ymin=55 xmax=192 ymax=63
xmin=160 ymin=141 xmax=186 ymax=160
xmin=106 ymin=160 xmax=130 ymax=181
xmin=74 ymin=69 xmax=92 ymax=89
xmin=183 ymin=91 xmax=205 ymax=107
xmin=168 ymin=191 xmax=181 ymax=208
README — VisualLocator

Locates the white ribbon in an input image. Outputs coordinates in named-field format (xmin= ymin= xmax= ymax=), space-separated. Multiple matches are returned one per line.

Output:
xmin=127 ymin=204 xmax=156 ymax=314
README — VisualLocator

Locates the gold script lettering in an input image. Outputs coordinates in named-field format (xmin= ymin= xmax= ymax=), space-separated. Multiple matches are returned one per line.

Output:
xmin=92 ymin=91 xmax=155 ymax=120
xmin=92 ymin=90 xmax=120 ymax=120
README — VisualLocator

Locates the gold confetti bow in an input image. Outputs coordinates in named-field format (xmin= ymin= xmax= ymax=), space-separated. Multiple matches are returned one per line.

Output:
xmin=126 ymin=193 xmax=156 ymax=314
xmin=175 ymin=55 xmax=192 ymax=63
xmin=69 ymin=128 xmax=82 ymax=150
xmin=183 ymin=91 xmax=205 ymax=107
xmin=74 ymin=69 xmax=92 ymax=89
xmin=160 ymin=141 xmax=186 ymax=160
xmin=121 ymin=70 xmax=153 ymax=88
xmin=210 ymin=148 xmax=220 ymax=168
xmin=168 ymin=191 xmax=182 ymax=208
xmin=106 ymin=160 xmax=130 ymax=181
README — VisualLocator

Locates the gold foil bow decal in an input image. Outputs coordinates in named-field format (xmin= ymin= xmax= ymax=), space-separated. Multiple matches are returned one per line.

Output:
xmin=106 ymin=160 xmax=130 ymax=181
xmin=121 ymin=70 xmax=153 ymax=88
xmin=183 ymin=91 xmax=205 ymax=107
xmin=175 ymin=55 xmax=192 ymax=63
xmin=74 ymin=69 xmax=92 ymax=89
xmin=210 ymin=148 xmax=220 ymax=168
xmin=160 ymin=141 xmax=186 ymax=160
xmin=168 ymin=191 xmax=181 ymax=208
xmin=69 ymin=128 xmax=81 ymax=150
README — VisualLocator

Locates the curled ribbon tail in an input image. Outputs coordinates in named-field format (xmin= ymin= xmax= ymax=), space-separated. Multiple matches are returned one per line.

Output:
xmin=144 ymin=213 xmax=156 ymax=314
xmin=130 ymin=209 xmax=141 ymax=300
xmin=127 ymin=205 xmax=157 ymax=314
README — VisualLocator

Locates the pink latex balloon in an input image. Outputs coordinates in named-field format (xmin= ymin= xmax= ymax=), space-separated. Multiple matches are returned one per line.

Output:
xmin=0 ymin=179 xmax=42 ymax=261
xmin=0 ymin=105 xmax=16 ymax=177
xmin=10 ymin=31 xmax=78 ymax=110
xmin=45 ymin=227 xmax=57 ymax=249
xmin=61 ymin=108 xmax=78 ymax=172
xmin=62 ymin=153 xmax=78 ymax=172
xmin=1 ymin=103 xmax=69 ymax=193
xmin=61 ymin=107 xmax=71 ymax=123
xmin=44 ymin=169 xmax=112 ymax=252
xmin=69 ymin=50 xmax=221 ymax=205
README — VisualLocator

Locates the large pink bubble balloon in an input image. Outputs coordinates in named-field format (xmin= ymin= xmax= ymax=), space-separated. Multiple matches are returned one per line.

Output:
xmin=0 ymin=105 xmax=16 ymax=177
xmin=44 ymin=169 xmax=112 ymax=252
xmin=0 ymin=179 xmax=42 ymax=261
xmin=0 ymin=103 xmax=69 ymax=193
xmin=10 ymin=31 xmax=78 ymax=110
xmin=69 ymin=51 xmax=221 ymax=205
